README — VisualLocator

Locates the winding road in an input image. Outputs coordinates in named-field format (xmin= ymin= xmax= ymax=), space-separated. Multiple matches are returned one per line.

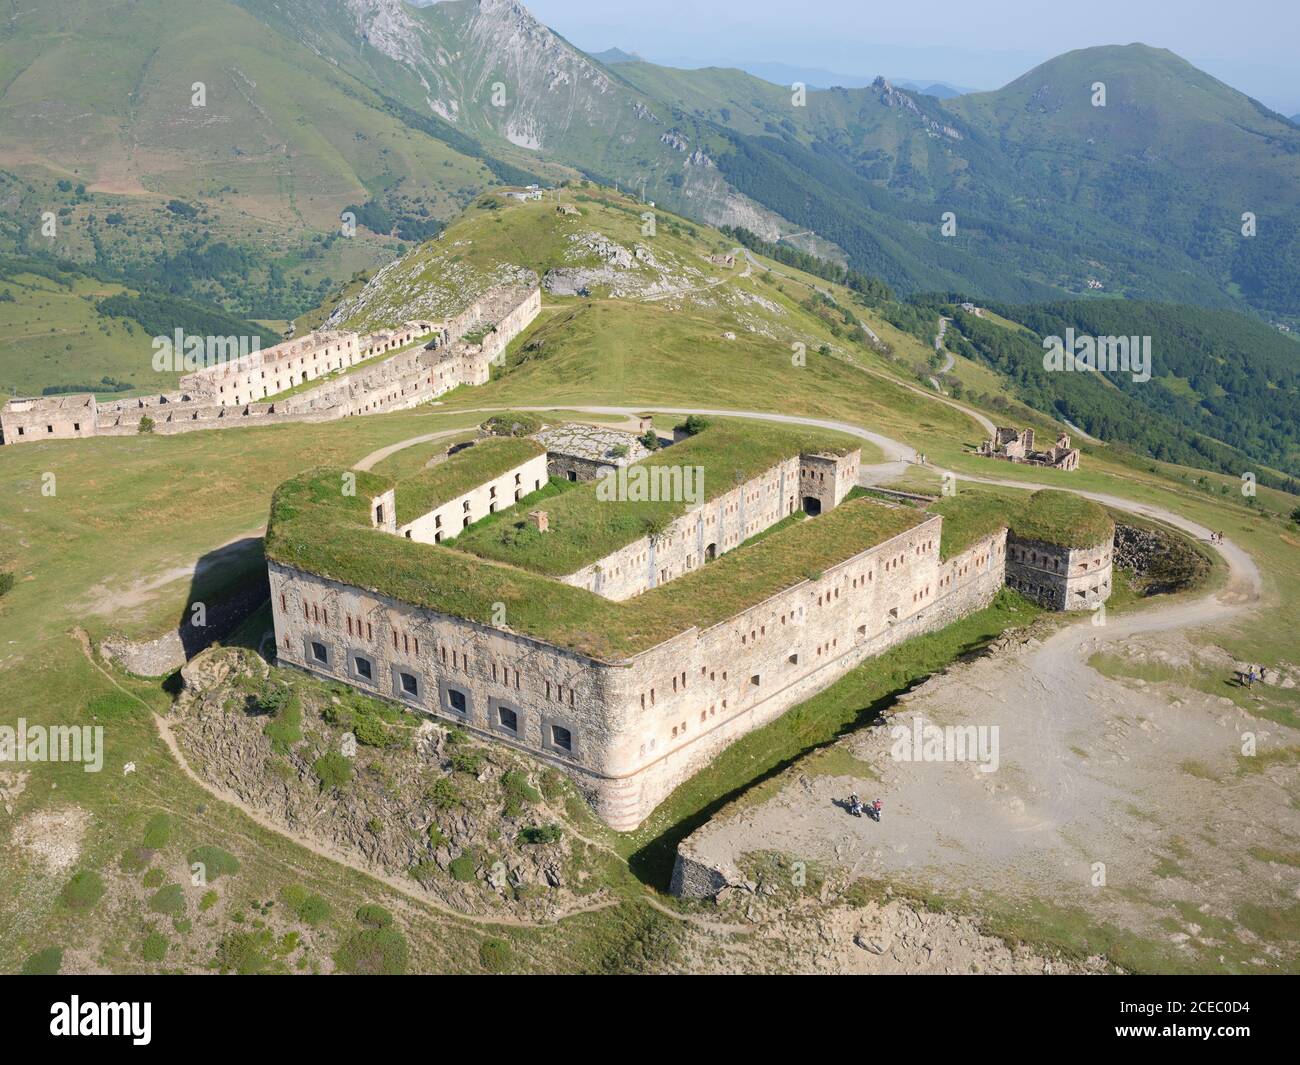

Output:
xmin=366 ymin=404 xmax=1260 ymax=617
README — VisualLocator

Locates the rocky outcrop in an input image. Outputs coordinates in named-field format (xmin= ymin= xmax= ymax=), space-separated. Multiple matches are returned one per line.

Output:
xmin=1114 ymin=522 xmax=1211 ymax=595
xmin=172 ymin=647 xmax=598 ymax=919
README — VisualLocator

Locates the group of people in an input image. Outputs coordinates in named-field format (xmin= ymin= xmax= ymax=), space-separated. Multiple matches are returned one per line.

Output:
xmin=1209 ymin=531 xmax=1225 ymax=543
xmin=1240 ymin=664 xmax=1268 ymax=688
xmin=846 ymin=794 xmax=882 ymax=822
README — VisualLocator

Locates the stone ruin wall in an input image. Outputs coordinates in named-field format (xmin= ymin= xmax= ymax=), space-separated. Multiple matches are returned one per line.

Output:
xmin=1 ymin=285 xmax=540 ymax=445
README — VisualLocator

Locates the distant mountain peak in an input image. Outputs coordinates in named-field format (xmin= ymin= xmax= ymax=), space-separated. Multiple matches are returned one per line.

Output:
xmin=591 ymin=47 xmax=643 ymax=65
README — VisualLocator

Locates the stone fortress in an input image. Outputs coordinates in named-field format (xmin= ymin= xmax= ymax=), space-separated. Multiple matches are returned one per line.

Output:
xmin=264 ymin=417 xmax=1114 ymax=831
xmin=0 ymin=285 xmax=540 ymax=445
xmin=978 ymin=426 xmax=1080 ymax=471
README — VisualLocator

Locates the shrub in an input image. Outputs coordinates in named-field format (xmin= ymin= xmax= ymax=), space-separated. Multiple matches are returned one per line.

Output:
xmin=449 ymin=854 xmax=477 ymax=882
xmin=409 ymin=860 xmax=440 ymax=886
xmin=199 ymin=890 xmax=219 ymax=911
xmin=0 ymin=571 xmax=13 ymax=598
xmin=142 ymin=867 xmax=164 ymax=888
xmin=501 ymin=770 xmax=541 ymax=817
xmin=141 ymin=932 xmax=168 ymax=962
xmin=138 ymin=415 xmax=155 ymax=434
xmin=187 ymin=845 xmax=240 ymax=882
xmin=450 ymin=747 xmax=484 ymax=775
xmin=352 ymin=710 xmax=395 ymax=748
xmin=263 ymin=693 xmax=302 ymax=753
xmin=215 ymin=929 xmax=276 ymax=975
xmin=355 ymin=904 xmax=393 ymax=929
xmin=638 ymin=429 xmax=660 ymax=451
xmin=676 ymin=414 xmax=711 ymax=436
xmin=321 ymin=702 xmax=354 ymax=729
xmin=479 ymin=937 xmax=512 ymax=973
xmin=22 ymin=947 xmax=62 ymax=975
xmin=120 ymin=848 xmax=151 ymax=874
xmin=482 ymin=411 xmax=542 ymax=437
xmin=296 ymin=895 xmax=331 ymax=926
xmin=428 ymin=776 xmax=460 ymax=810
xmin=142 ymin=813 xmax=172 ymax=849
xmin=427 ymin=824 xmax=446 ymax=847
xmin=312 ymin=751 xmax=353 ymax=791
xmin=518 ymin=824 xmax=563 ymax=846
xmin=335 ymin=928 xmax=409 ymax=975
xmin=60 ymin=870 xmax=105 ymax=911
xmin=149 ymin=884 xmax=186 ymax=916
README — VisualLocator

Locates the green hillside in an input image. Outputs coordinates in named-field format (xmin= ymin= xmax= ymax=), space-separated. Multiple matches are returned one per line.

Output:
xmin=611 ymin=45 xmax=1300 ymax=319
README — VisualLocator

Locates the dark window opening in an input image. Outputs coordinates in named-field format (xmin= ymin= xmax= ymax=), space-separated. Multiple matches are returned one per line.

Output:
xmin=355 ymin=656 xmax=372 ymax=680
xmin=399 ymin=672 xmax=418 ymax=696
xmin=311 ymin=641 xmax=328 ymax=663
xmin=498 ymin=707 xmax=518 ymax=732
xmin=551 ymin=725 xmax=572 ymax=751
xmin=447 ymin=688 xmax=467 ymax=714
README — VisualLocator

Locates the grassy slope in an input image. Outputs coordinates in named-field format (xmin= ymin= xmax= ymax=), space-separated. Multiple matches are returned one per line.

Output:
xmin=0 ymin=0 xmax=493 ymax=231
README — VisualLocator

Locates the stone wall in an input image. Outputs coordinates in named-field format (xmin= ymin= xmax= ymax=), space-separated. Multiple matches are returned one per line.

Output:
xmin=0 ymin=393 xmax=98 ymax=444
xmin=1 ymin=285 xmax=540 ymax=445
xmin=399 ymin=453 xmax=550 ymax=542
xmin=1005 ymin=535 xmax=1111 ymax=611
xmin=268 ymin=511 xmax=1008 ymax=830
xmin=558 ymin=456 xmax=802 ymax=600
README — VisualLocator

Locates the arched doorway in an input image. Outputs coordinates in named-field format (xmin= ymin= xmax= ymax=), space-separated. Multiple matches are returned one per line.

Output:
xmin=802 ymin=496 xmax=822 ymax=516
xmin=704 ymin=542 xmax=717 ymax=562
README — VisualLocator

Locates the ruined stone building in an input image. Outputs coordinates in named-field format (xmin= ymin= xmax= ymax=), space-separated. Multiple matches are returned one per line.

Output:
xmin=0 ymin=285 xmax=540 ymax=445
xmin=978 ymin=427 xmax=1080 ymax=471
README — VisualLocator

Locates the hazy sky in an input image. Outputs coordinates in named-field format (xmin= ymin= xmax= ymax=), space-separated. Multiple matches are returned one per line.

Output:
xmin=524 ymin=0 xmax=1300 ymax=113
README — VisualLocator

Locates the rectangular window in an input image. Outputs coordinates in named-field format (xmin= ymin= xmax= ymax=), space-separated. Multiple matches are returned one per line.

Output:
xmin=447 ymin=688 xmax=467 ymax=714
xmin=355 ymin=656 xmax=372 ymax=680
xmin=498 ymin=706 xmax=518 ymax=733
xmin=551 ymin=725 xmax=572 ymax=751
xmin=399 ymin=672 xmax=418 ymax=696
xmin=311 ymin=641 xmax=328 ymax=663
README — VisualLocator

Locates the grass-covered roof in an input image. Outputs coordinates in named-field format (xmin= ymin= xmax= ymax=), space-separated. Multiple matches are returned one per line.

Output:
xmin=265 ymin=465 xmax=924 ymax=662
xmin=394 ymin=437 xmax=545 ymax=524
xmin=932 ymin=488 xmax=1114 ymax=559
xmin=451 ymin=419 xmax=861 ymax=575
